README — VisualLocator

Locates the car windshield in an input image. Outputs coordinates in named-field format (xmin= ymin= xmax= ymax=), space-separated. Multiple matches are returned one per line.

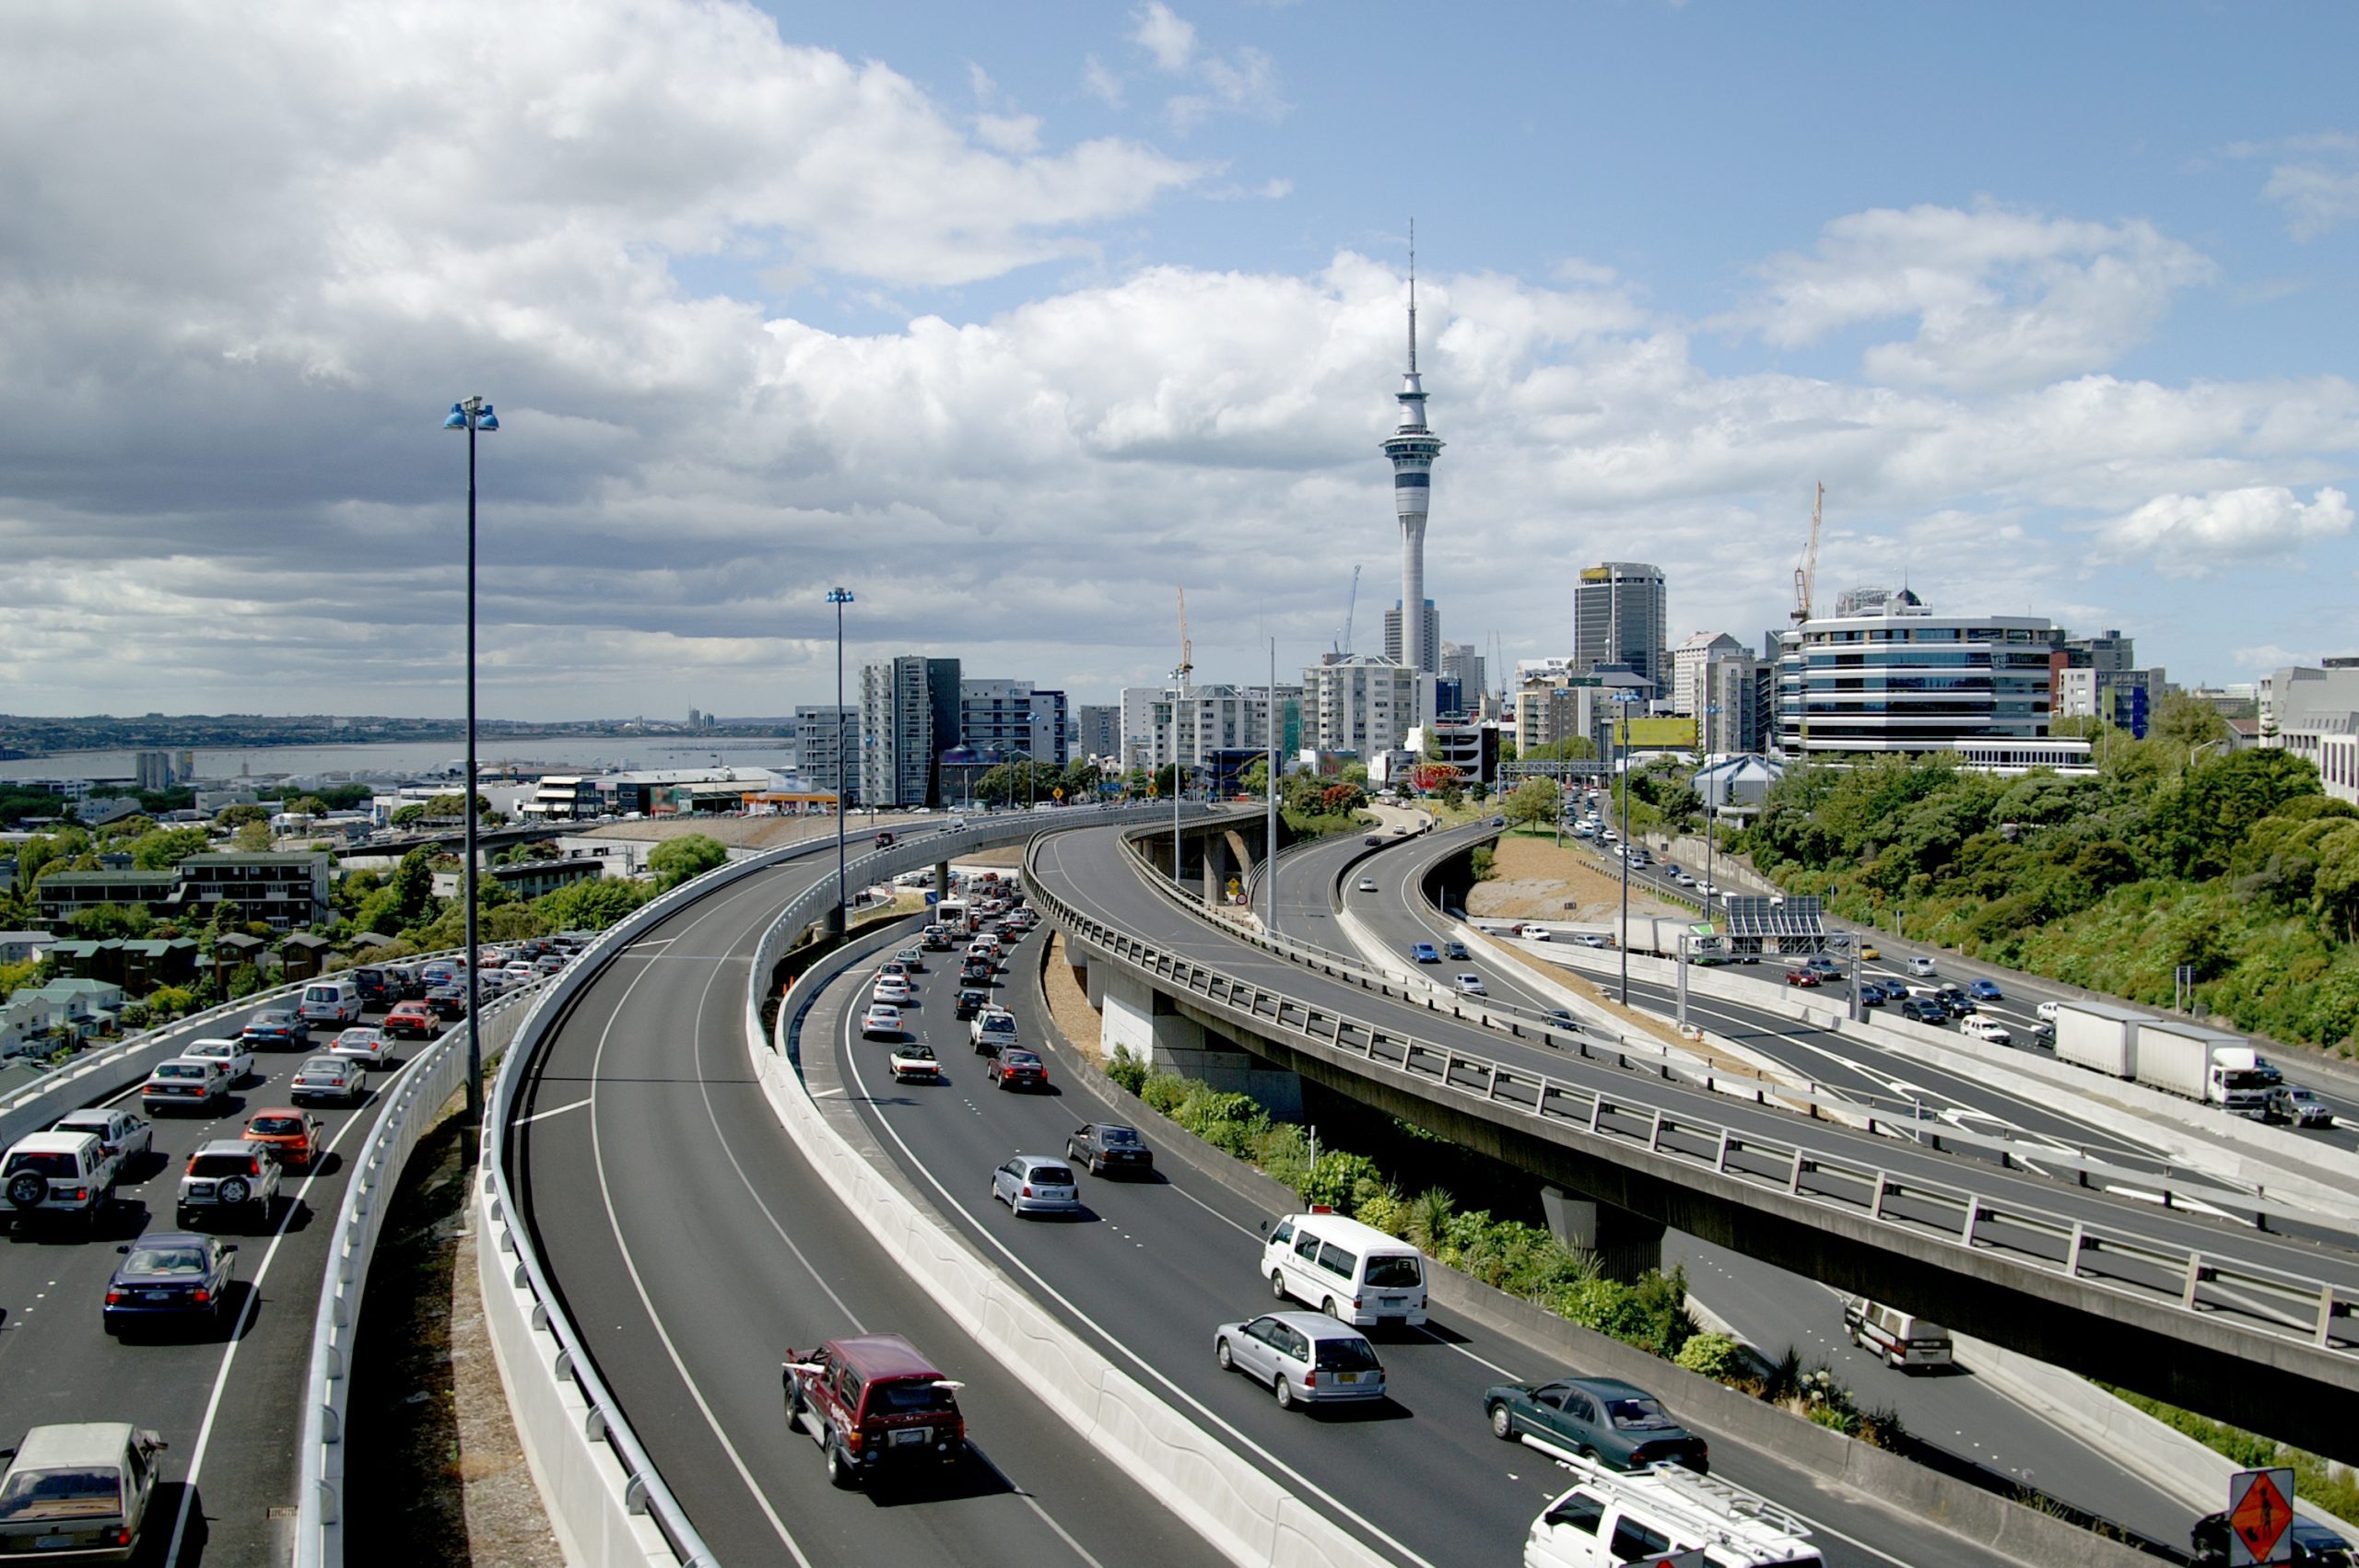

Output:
xmin=3 ymin=1152 xmax=74 ymax=1177
xmin=300 ymin=1059 xmax=344 ymax=1076
xmin=189 ymin=1153 xmax=253 ymax=1176
xmin=870 ymin=1379 xmax=955 ymax=1414
xmin=336 ymin=1031 xmax=375 ymax=1046
xmin=1363 ymin=1255 xmax=1422 ymax=1288
xmin=250 ymin=1117 xmax=304 ymax=1135
xmin=126 ymin=1246 xmax=208 ymax=1275
xmin=1314 ymin=1337 xmax=1381 ymax=1372
xmin=0 ymin=1466 xmax=122 ymax=1521
xmin=1097 ymin=1127 xmax=1139 ymax=1147
xmin=1605 ymin=1396 xmax=1675 ymax=1430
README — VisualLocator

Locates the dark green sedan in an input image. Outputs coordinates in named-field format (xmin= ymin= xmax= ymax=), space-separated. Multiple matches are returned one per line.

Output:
xmin=1482 ymin=1375 xmax=1709 ymax=1473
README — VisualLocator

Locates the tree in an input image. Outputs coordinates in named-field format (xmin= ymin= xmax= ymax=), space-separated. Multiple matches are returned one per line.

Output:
xmin=390 ymin=804 xmax=427 ymax=828
xmin=1238 ymin=758 xmax=1271 ymax=798
xmin=68 ymin=903 xmax=153 ymax=940
xmin=130 ymin=826 xmax=210 ymax=870
xmin=1340 ymin=761 xmax=1369 ymax=787
xmin=231 ymin=821 xmax=275 ymax=853
xmin=287 ymin=795 xmax=330 ymax=823
xmin=534 ymin=877 xmax=654 ymax=930
xmin=1503 ymin=778 xmax=1558 ymax=829
xmin=215 ymin=803 xmax=269 ymax=829
xmin=648 ymin=834 xmax=728 ymax=891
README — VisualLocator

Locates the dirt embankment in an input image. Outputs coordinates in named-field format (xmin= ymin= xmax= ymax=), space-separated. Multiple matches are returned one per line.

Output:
xmin=1467 ymin=832 xmax=1683 ymax=923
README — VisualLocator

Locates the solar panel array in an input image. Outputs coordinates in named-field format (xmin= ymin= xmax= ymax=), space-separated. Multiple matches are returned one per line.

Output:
xmin=1719 ymin=895 xmax=1825 ymax=939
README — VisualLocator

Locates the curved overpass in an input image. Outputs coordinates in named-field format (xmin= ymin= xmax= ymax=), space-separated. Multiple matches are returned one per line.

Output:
xmin=1027 ymin=819 xmax=2359 ymax=1461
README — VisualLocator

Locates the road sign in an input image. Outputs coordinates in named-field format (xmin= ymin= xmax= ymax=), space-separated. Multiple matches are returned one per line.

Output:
xmin=2227 ymin=1467 xmax=2297 ymax=1565
xmin=1052 ymin=787 xmax=1064 ymax=801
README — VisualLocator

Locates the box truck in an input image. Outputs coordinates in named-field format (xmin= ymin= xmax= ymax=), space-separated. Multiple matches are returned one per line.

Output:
xmin=2135 ymin=1020 xmax=2271 ymax=1116
xmin=2051 ymin=1000 xmax=2142 ymax=1079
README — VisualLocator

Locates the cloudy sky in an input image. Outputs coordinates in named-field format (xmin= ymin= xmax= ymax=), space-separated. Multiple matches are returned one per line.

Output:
xmin=3 ymin=0 xmax=2355 ymax=720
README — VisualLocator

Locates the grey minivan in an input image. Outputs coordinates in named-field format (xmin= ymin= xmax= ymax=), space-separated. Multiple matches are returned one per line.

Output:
xmin=1214 ymin=1311 xmax=1386 ymax=1410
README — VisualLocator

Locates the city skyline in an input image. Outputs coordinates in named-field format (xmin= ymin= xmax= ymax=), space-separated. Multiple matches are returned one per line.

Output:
xmin=1 ymin=2 xmax=2354 ymax=719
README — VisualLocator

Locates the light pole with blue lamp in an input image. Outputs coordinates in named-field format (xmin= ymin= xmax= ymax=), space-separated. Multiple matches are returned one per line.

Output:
xmin=827 ymin=588 xmax=854 ymax=932
xmin=442 ymin=395 xmax=497 ymax=1163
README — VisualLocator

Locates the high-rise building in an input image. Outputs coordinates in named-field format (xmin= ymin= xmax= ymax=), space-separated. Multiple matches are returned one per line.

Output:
xmin=1383 ymin=601 xmax=1442 ymax=676
xmin=1381 ymin=239 xmax=1444 ymax=720
xmin=858 ymin=656 xmax=960 ymax=808
xmin=1073 ymin=704 xmax=1121 ymax=763
xmin=1439 ymin=641 xmax=1486 ymax=704
xmin=1670 ymin=633 xmax=1744 ymax=717
xmin=1774 ymin=595 xmax=2057 ymax=757
xmin=134 ymin=751 xmax=172 ymax=791
xmin=1303 ymin=656 xmax=1417 ymax=755
xmin=1572 ymin=563 xmax=1670 ymax=695
xmin=2261 ymin=662 xmax=2359 ymax=807
xmin=957 ymin=679 xmax=1067 ymax=766
xmin=1116 ymin=684 xmax=1305 ymax=770
xmin=1699 ymin=654 xmax=1767 ymax=755
xmin=793 ymin=704 xmax=857 ymax=805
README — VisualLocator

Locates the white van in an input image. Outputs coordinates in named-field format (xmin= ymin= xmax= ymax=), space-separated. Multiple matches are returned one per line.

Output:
xmin=297 ymin=977 xmax=363 ymax=1027
xmin=1841 ymin=1297 xmax=1953 ymax=1372
xmin=1525 ymin=1455 xmax=1821 ymax=1567
xmin=1259 ymin=1211 xmax=1427 ymax=1328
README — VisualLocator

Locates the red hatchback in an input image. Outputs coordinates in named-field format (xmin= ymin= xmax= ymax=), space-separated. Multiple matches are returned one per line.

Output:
xmin=382 ymin=1001 xmax=440 ymax=1039
xmin=783 ymin=1333 xmax=966 ymax=1487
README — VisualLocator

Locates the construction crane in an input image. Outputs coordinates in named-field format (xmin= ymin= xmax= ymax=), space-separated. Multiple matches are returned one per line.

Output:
xmin=1791 ymin=482 xmax=1825 ymax=754
xmin=1335 ymin=565 xmax=1362 ymax=658
xmin=1177 ymin=585 xmax=1193 ymax=684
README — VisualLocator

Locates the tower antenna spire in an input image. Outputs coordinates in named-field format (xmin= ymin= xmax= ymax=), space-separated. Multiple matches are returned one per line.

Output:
xmin=1407 ymin=218 xmax=1418 ymax=374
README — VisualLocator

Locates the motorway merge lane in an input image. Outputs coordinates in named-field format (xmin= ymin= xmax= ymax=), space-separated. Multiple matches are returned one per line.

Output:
xmin=512 ymin=861 xmax=1224 ymax=1568
xmin=827 ymin=908 xmax=2018 ymax=1568
xmin=0 ymin=999 xmax=435 ymax=1567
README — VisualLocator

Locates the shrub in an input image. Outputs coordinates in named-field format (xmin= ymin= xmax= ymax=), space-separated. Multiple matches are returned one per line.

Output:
xmin=1106 ymin=1046 xmax=1148 ymax=1097
xmin=1673 ymin=1330 xmax=1747 ymax=1382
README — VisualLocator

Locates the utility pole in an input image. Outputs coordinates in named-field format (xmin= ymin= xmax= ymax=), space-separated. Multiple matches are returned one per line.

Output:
xmin=1617 ymin=696 xmax=1632 ymax=1005
xmin=1266 ymin=636 xmax=1279 ymax=933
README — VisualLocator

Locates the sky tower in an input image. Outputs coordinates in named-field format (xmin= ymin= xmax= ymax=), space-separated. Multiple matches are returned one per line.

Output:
xmin=1383 ymin=225 xmax=1444 ymax=720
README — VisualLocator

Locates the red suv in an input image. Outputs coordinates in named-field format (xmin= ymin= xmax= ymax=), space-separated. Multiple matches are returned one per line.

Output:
xmin=783 ymin=1334 xmax=966 ymax=1488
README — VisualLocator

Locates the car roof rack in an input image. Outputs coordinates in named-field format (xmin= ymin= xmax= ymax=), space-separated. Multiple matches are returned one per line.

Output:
xmin=1529 ymin=1439 xmax=1815 ymax=1552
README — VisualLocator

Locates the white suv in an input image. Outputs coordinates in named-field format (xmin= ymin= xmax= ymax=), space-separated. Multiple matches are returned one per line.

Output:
xmin=0 ymin=1131 xmax=119 ymax=1234
xmin=1960 ymin=1016 xmax=2013 ymax=1047
xmin=1907 ymin=955 xmax=1938 ymax=977
xmin=177 ymin=1141 xmax=283 ymax=1230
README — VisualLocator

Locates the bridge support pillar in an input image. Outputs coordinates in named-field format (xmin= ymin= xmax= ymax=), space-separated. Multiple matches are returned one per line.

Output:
xmin=1540 ymin=1187 xmax=1663 ymax=1283
xmin=1097 ymin=971 xmax=1302 ymax=1117
xmin=934 ymin=861 xmax=951 ymax=903
xmin=1202 ymin=834 xmax=1231 ymax=907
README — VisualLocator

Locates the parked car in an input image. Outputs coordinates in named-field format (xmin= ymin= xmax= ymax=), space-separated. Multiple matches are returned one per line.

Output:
xmin=2266 ymin=1085 xmax=2336 ymax=1128
xmin=288 ymin=1055 xmax=361 ymax=1106
xmin=48 ymin=1109 xmax=151 ymax=1169
xmin=985 ymin=1048 xmax=1048 ymax=1091
xmin=175 ymin=1141 xmax=282 ymax=1230
xmin=328 ymin=1027 xmax=393 ymax=1070
xmin=179 ymin=1036 xmax=256 ymax=1085
xmin=240 ymin=1007 xmax=309 ymax=1050
xmin=1484 ymin=1375 xmax=1709 ymax=1472
xmin=383 ymin=1000 xmax=440 ymax=1039
xmin=990 ymin=1153 xmax=1079 ymax=1214
xmin=1409 ymin=942 xmax=1440 ymax=965
xmin=103 ymin=1232 xmax=238 ymax=1337
xmin=0 ymin=1423 xmax=168 ymax=1562
xmin=1967 ymin=977 xmax=2004 ymax=1001
xmin=782 ymin=1333 xmax=966 ymax=1489
xmin=861 ymin=1003 xmax=904 ymax=1039
xmin=1214 ymin=1312 xmax=1386 ymax=1410
xmin=242 ymin=1108 xmax=326 ymax=1170
xmin=0 ymin=1131 xmax=118 ymax=1235
xmin=141 ymin=1058 xmax=230 ymax=1115
xmin=1066 ymin=1123 xmax=1154 ymax=1178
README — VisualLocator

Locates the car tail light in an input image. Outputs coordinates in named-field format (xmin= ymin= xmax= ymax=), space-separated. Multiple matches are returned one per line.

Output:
xmin=70 ymin=1188 xmax=87 ymax=1201
xmin=111 ymin=1528 xmax=131 ymax=1547
xmin=105 ymin=1290 xmax=123 ymax=1305
xmin=1303 ymin=1369 xmax=1317 ymax=1387
xmin=193 ymin=1287 xmax=211 ymax=1304
xmin=1021 ymin=1186 xmax=1033 ymax=1198
xmin=844 ymin=1427 xmax=864 ymax=1452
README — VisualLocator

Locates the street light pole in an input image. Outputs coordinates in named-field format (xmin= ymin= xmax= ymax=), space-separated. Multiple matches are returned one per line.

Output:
xmin=1170 ymin=668 xmax=1186 ymax=891
xmin=441 ymin=396 xmax=497 ymax=1167
xmin=828 ymin=587 xmax=854 ymax=931
xmin=1616 ymin=692 xmax=1633 ymax=1005
xmin=1266 ymin=637 xmax=1279 ymax=934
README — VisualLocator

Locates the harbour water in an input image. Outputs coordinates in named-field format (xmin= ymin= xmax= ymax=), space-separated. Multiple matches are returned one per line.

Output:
xmin=3 ymin=736 xmax=795 ymax=785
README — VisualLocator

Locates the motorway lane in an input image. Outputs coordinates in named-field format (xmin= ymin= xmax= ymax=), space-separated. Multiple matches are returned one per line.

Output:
xmin=0 ymin=999 xmax=441 ymax=1566
xmin=832 ymin=920 xmax=2010 ymax=1568
xmin=1031 ymin=825 xmax=2359 ymax=1357
xmin=513 ymin=860 xmax=1225 ymax=1568
xmin=1287 ymin=830 xmax=2205 ymax=1545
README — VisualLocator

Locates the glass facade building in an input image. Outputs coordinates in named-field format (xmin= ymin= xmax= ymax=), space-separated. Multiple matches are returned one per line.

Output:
xmin=1776 ymin=597 xmax=2056 ymax=757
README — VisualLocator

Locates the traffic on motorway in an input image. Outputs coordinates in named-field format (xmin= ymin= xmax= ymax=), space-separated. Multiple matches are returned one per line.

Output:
xmin=825 ymin=878 xmax=2018 ymax=1568
xmin=0 ymin=949 xmax=547 ymax=1568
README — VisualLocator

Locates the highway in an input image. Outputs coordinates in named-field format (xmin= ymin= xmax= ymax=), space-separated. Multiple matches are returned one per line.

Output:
xmin=0 ymin=994 xmax=447 ymax=1566
xmin=509 ymin=843 xmax=1226 ymax=1568
xmin=1274 ymin=823 xmax=2200 ymax=1546
xmin=820 ymin=907 xmax=2009 ymax=1568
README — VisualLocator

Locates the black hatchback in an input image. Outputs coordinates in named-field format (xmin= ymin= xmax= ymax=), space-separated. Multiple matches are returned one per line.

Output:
xmin=954 ymin=989 xmax=991 ymax=1020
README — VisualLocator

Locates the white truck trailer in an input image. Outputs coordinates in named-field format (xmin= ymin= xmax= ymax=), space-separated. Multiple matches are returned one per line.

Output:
xmin=2135 ymin=1019 xmax=2271 ymax=1116
xmin=2050 ymin=1000 xmax=2143 ymax=1079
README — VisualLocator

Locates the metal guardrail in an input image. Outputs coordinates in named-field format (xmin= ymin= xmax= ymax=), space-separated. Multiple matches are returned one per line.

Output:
xmin=1027 ymin=831 xmax=2359 ymax=1363
xmin=294 ymin=979 xmax=540 ymax=1568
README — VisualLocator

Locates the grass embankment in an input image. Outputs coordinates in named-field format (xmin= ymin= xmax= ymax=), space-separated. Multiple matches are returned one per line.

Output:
xmin=2099 ymin=1386 xmax=2359 ymax=1520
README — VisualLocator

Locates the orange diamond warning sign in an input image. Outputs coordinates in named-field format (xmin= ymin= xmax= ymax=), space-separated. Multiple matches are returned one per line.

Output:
xmin=2228 ymin=1467 xmax=2296 ymax=1565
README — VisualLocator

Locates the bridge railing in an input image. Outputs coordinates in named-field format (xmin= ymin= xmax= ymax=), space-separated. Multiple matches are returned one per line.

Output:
xmin=1027 ymin=834 xmax=2359 ymax=1366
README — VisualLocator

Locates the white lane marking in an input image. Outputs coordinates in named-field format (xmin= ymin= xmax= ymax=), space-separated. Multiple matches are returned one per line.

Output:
xmin=839 ymin=998 xmax=1438 ymax=1568
xmin=583 ymin=903 xmax=820 ymax=1568
xmin=161 ymin=1059 xmax=415 ymax=1567
xmin=510 ymin=1095 xmax=592 ymax=1127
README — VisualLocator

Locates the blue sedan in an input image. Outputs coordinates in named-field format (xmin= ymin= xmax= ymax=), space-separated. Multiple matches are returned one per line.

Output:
xmin=1968 ymin=978 xmax=2004 ymax=1001
xmin=1409 ymin=942 xmax=1440 ymax=964
xmin=104 ymin=1232 xmax=237 ymax=1338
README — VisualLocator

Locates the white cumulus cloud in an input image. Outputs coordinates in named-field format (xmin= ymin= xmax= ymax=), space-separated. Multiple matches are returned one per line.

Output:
xmin=2095 ymin=486 xmax=2353 ymax=577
